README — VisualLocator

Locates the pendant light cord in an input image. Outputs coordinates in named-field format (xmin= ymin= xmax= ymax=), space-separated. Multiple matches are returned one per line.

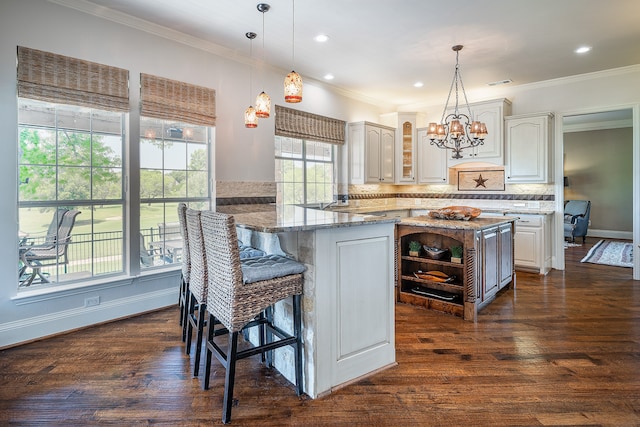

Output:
xmin=291 ymin=0 xmax=295 ymax=68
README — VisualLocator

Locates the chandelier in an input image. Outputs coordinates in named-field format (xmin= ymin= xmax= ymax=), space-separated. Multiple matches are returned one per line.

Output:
xmin=427 ymin=45 xmax=487 ymax=159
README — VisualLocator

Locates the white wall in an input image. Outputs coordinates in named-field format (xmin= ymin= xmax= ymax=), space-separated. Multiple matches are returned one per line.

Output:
xmin=0 ymin=0 xmax=386 ymax=348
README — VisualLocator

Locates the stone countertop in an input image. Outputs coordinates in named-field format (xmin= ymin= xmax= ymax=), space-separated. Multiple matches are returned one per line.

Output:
xmin=232 ymin=205 xmax=399 ymax=233
xmin=325 ymin=204 xmax=554 ymax=216
xmin=400 ymin=215 xmax=516 ymax=230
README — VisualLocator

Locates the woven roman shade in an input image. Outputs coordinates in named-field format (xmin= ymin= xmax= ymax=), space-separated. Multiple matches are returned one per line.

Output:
xmin=275 ymin=105 xmax=345 ymax=145
xmin=140 ymin=73 xmax=216 ymax=126
xmin=17 ymin=46 xmax=129 ymax=112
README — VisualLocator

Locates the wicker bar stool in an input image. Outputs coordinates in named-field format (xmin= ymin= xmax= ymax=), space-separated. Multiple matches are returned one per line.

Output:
xmin=200 ymin=211 xmax=305 ymax=424
xmin=177 ymin=203 xmax=191 ymax=342
xmin=184 ymin=208 xmax=208 ymax=377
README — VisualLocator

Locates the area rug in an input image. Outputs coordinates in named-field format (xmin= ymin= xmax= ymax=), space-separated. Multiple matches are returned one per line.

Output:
xmin=581 ymin=240 xmax=633 ymax=267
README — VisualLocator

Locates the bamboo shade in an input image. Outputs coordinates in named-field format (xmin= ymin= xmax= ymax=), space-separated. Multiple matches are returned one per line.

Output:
xmin=140 ymin=73 xmax=216 ymax=126
xmin=275 ymin=105 xmax=345 ymax=145
xmin=17 ymin=46 xmax=129 ymax=112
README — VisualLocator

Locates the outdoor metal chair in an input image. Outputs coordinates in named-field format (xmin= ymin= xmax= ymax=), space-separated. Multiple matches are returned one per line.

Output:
xmin=20 ymin=210 xmax=81 ymax=287
xmin=18 ymin=208 xmax=68 ymax=280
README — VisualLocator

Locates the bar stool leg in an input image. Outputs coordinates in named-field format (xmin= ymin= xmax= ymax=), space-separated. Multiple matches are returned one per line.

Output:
xmin=203 ymin=312 xmax=214 ymax=390
xmin=185 ymin=293 xmax=196 ymax=355
xmin=293 ymin=294 xmax=303 ymax=395
xmin=222 ymin=332 xmax=239 ymax=424
xmin=193 ymin=302 xmax=207 ymax=377
xmin=264 ymin=306 xmax=274 ymax=368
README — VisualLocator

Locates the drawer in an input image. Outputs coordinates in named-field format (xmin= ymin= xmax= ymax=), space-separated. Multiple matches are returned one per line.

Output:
xmin=515 ymin=215 xmax=543 ymax=227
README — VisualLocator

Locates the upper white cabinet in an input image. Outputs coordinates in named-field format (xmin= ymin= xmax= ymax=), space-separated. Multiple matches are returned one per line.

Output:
xmin=504 ymin=112 xmax=554 ymax=183
xmin=348 ymin=121 xmax=395 ymax=184
xmin=445 ymin=98 xmax=512 ymax=167
xmin=417 ymin=127 xmax=448 ymax=183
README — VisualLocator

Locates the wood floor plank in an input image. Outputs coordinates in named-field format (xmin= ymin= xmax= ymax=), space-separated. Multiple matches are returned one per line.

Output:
xmin=1 ymin=237 xmax=639 ymax=426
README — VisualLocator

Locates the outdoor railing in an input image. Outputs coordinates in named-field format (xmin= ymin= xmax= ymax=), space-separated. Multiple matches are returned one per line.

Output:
xmin=19 ymin=227 xmax=179 ymax=286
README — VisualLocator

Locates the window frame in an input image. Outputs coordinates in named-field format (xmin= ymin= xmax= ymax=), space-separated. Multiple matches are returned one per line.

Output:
xmin=275 ymin=136 xmax=336 ymax=206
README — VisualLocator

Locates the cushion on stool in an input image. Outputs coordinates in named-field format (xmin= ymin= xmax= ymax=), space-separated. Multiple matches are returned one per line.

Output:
xmin=240 ymin=254 xmax=306 ymax=284
xmin=239 ymin=244 xmax=266 ymax=259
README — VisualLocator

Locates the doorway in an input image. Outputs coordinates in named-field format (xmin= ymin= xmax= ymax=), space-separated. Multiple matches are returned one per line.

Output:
xmin=556 ymin=107 xmax=639 ymax=279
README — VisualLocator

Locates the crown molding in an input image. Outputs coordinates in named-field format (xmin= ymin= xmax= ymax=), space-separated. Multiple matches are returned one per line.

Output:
xmin=49 ymin=0 xmax=395 ymax=110
xmin=563 ymin=118 xmax=633 ymax=133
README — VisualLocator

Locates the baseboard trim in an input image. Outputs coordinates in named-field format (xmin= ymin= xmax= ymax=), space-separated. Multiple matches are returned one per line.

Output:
xmin=587 ymin=229 xmax=633 ymax=240
xmin=0 ymin=288 xmax=176 ymax=349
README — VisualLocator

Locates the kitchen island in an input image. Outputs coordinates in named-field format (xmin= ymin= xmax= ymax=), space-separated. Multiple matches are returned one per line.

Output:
xmin=397 ymin=215 xmax=517 ymax=321
xmin=231 ymin=205 xmax=398 ymax=399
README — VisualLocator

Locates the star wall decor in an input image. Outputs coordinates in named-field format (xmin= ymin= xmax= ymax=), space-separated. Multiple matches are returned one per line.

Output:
xmin=473 ymin=174 xmax=488 ymax=188
xmin=457 ymin=170 xmax=505 ymax=191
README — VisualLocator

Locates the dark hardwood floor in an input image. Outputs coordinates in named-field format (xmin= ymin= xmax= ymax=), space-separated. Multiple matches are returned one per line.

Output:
xmin=1 ymin=237 xmax=639 ymax=426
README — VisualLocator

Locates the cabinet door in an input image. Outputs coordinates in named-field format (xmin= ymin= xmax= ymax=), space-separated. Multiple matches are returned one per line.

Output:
xmin=447 ymin=99 xmax=510 ymax=167
xmin=417 ymin=128 xmax=448 ymax=183
xmin=505 ymin=114 xmax=550 ymax=183
xmin=348 ymin=122 xmax=365 ymax=184
xmin=498 ymin=224 xmax=513 ymax=288
xmin=365 ymin=125 xmax=382 ymax=183
xmin=481 ymin=227 xmax=499 ymax=301
xmin=397 ymin=120 xmax=416 ymax=183
xmin=380 ymin=127 xmax=395 ymax=182
xmin=472 ymin=103 xmax=503 ymax=160
xmin=514 ymin=226 xmax=539 ymax=268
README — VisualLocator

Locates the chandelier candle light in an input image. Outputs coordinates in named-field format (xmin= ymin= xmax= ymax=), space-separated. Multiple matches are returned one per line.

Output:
xmin=427 ymin=45 xmax=487 ymax=159
xmin=284 ymin=0 xmax=302 ymax=103
xmin=255 ymin=3 xmax=271 ymax=118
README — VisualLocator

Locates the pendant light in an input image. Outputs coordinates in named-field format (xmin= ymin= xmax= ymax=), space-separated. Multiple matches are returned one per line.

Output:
xmin=255 ymin=3 xmax=271 ymax=118
xmin=284 ymin=0 xmax=303 ymax=103
xmin=244 ymin=32 xmax=258 ymax=128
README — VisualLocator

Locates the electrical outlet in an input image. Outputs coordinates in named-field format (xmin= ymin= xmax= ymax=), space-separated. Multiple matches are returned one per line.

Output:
xmin=85 ymin=296 xmax=100 ymax=307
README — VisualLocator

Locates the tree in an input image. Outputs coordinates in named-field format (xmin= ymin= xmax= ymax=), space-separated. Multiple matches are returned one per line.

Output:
xmin=19 ymin=128 xmax=122 ymax=202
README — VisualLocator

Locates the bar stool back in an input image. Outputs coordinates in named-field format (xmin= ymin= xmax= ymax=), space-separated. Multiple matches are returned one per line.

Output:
xmin=200 ymin=211 xmax=305 ymax=424
xmin=177 ymin=203 xmax=191 ymax=342
xmin=184 ymin=208 xmax=208 ymax=377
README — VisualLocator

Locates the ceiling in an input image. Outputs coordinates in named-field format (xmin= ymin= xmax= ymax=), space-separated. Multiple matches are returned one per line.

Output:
xmin=54 ymin=0 xmax=640 ymax=110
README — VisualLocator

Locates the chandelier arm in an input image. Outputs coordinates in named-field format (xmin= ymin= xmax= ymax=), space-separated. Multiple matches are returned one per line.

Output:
xmin=440 ymin=71 xmax=457 ymax=123
xmin=457 ymin=67 xmax=474 ymax=119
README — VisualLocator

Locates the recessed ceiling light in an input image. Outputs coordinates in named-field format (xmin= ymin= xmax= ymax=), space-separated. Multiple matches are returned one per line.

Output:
xmin=575 ymin=46 xmax=592 ymax=54
xmin=314 ymin=34 xmax=329 ymax=43
xmin=413 ymin=82 xmax=424 ymax=88
xmin=487 ymin=78 xmax=513 ymax=86
xmin=324 ymin=74 xmax=334 ymax=80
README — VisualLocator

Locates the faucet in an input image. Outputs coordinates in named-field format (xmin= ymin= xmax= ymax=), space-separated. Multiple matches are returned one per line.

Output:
xmin=320 ymin=201 xmax=338 ymax=210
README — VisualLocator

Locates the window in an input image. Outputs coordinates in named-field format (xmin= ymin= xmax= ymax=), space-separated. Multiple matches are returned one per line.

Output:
xmin=138 ymin=73 xmax=214 ymax=270
xmin=273 ymin=105 xmax=346 ymax=206
xmin=16 ymin=48 xmax=215 ymax=288
xmin=18 ymin=99 xmax=125 ymax=284
xmin=275 ymin=137 xmax=334 ymax=205
xmin=17 ymin=46 xmax=129 ymax=288
xmin=139 ymin=117 xmax=211 ymax=269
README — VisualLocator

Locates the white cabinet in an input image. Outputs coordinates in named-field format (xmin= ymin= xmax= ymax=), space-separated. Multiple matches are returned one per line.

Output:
xmin=395 ymin=113 xmax=426 ymax=184
xmin=315 ymin=223 xmax=396 ymax=396
xmin=445 ymin=98 xmax=512 ymax=166
xmin=480 ymin=223 xmax=514 ymax=302
xmin=505 ymin=113 xmax=553 ymax=183
xmin=513 ymin=214 xmax=551 ymax=274
xmin=417 ymin=127 xmax=448 ymax=183
xmin=348 ymin=122 xmax=395 ymax=184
